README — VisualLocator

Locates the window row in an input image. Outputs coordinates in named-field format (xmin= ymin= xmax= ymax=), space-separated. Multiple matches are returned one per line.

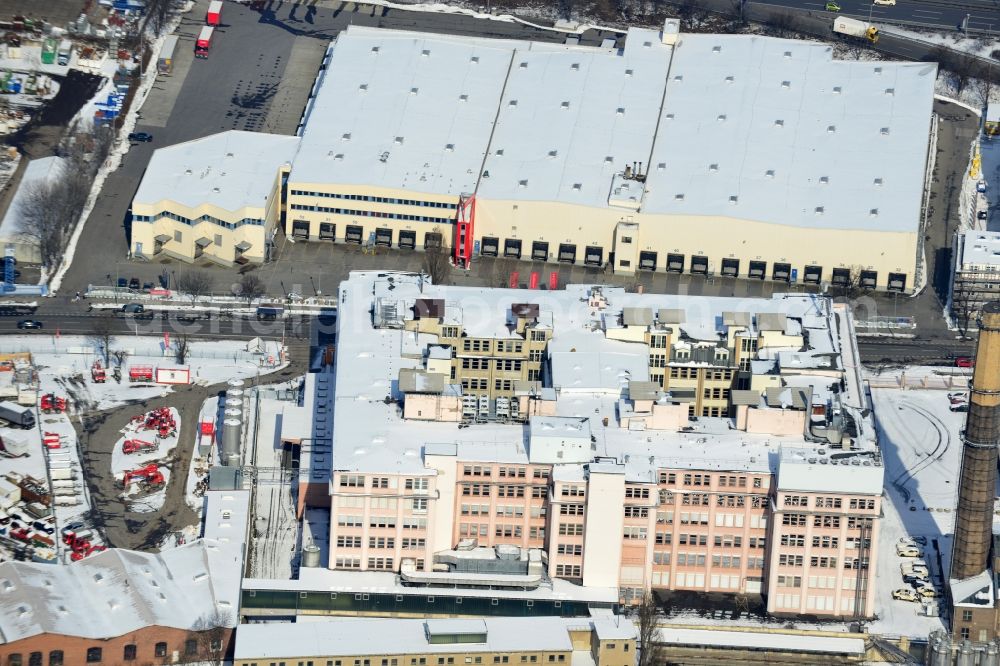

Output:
xmin=135 ymin=211 xmax=264 ymax=228
xmin=289 ymin=190 xmax=458 ymax=210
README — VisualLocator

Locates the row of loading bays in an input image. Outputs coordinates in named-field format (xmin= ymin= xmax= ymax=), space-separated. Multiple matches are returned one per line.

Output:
xmin=481 ymin=238 xmax=604 ymax=266
xmin=288 ymin=224 xmax=906 ymax=292
xmin=480 ymin=238 xmax=906 ymax=292
xmin=292 ymin=222 xmax=443 ymax=250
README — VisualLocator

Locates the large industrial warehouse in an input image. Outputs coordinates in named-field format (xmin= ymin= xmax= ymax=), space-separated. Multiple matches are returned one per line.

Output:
xmin=131 ymin=22 xmax=936 ymax=292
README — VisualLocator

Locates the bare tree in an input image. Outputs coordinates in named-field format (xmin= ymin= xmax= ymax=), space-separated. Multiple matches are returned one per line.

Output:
xmin=765 ymin=10 xmax=799 ymax=39
xmin=238 ymin=272 xmax=265 ymax=304
xmin=174 ymin=332 xmax=190 ymax=365
xmin=189 ymin=609 xmax=234 ymax=665
xmin=636 ymin=592 xmax=664 ymax=666
xmin=111 ymin=349 xmax=130 ymax=369
xmin=422 ymin=231 xmax=451 ymax=286
xmin=971 ymin=64 xmax=995 ymax=113
xmin=176 ymin=270 xmax=212 ymax=303
xmin=88 ymin=314 xmax=115 ymax=366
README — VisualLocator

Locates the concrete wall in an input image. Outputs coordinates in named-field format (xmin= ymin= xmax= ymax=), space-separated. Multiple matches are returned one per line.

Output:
xmin=131 ymin=197 xmax=271 ymax=266
xmin=474 ymin=197 xmax=918 ymax=290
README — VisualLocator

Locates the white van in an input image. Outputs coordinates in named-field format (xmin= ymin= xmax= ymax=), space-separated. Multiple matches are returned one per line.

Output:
xmin=873 ymin=0 xmax=896 ymax=4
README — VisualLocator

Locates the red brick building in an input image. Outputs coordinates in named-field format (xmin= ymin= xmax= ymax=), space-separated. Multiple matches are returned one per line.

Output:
xmin=0 ymin=540 xmax=241 ymax=666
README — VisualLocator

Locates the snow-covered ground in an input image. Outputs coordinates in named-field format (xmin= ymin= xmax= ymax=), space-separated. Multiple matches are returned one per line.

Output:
xmin=981 ymin=138 xmax=1000 ymax=232
xmin=882 ymin=25 xmax=998 ymax=62
xmin=2 ymin=336 xmax=285 ymax=408
xmin=110 ymin=407 xmax=179 ymax=475
xmin=867 ymin=387 xmax=968 ymax=637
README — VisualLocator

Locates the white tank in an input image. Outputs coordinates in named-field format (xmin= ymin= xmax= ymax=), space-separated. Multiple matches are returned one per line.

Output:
xmin=302 ymin=543 xmax=321 ymax=567
xmin=221 ymin=417 xmax=242 ymax=466
xmin=226 ymin=388 xmax=244 ymax=400
xmin=228 ymin=378 xmax=245 ymax=389
xmin=225 ymin=398 xmax=242 ymax=410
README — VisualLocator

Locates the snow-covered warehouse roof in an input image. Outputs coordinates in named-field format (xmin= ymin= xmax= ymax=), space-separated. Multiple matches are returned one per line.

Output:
xmin=0 ymin=539 xmax=240 ymax=644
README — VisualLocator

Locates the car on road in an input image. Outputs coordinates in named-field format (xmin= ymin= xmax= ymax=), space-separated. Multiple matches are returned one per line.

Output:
xmin=892 ymin=588 xmax=918 ymax=602
xmin=16 ymin=319 xmax=42 ymax=330
xmin=978 ymin=211 xmax=988 ymax=220
xmin=950 ymin=401 xmax=969 ymax=412
xmin=873 ymin=0 xmax=895 ymax=5
xmin=825 ymin=1 xmax=841 ymax=10
xmin=956 ymin=357 xmax=975 ymax=368
xmin=128 ymin=132 xmax=153 ymax=142
xmin=121 ymin=303 xmax=145 ymax=314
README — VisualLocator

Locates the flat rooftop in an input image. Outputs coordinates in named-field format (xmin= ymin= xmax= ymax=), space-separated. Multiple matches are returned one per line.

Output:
xmin=332 ymin=272 xmax=878 ymax=480
xmin=243 ymin=566 xmax=620 ymax=603
xmin=133 ymin=130 xmax=299 ymax=213
xmin=234 ymin=616 xmax=632 ymax=659
xmin=643 ymin=35 xmax=935 ymax=232
xmin=957 ymin=230 xmax=1000 ymax=269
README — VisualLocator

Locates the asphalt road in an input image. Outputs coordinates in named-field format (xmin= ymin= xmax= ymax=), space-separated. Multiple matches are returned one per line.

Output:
xmin=754 ymin=0 xmax=1000 ymax=33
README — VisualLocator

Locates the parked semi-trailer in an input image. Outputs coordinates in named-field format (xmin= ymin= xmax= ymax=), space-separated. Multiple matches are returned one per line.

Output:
xmin=195 ymin=26 xmax=214 ymax=58
xmin=207 ymin=0 xmax=223 ymax=25
xmin=0 ymin=401 xmax=34 ymax=429
xmin=833 ymin=16 xmax=878 ymax=43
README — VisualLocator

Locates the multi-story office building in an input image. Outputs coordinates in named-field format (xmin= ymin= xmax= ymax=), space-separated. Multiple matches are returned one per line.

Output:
xmin=324 ymin=272 xmax=883 ymax=618
xmin=950 ymin=230 xmax=1000 ymax=332
xmin=131 ymin=23 xmax=935 ymax=291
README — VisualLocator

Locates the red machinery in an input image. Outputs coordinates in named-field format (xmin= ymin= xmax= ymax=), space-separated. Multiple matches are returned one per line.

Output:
xmin=40 ymin=393 xmax=67 ymax=414
xmin=63 ymin=531 xmax=106 ymax=561
xmin=42 ymin=431 xmax=63 ymax=449
xmin=122 ymin=438 xmax=157 ymax=455
xmin=91 ymin=360 xmax=106 ymax=383
xmin=10 ymin=527 xmax=29 ymax=542
xmin=128 ymin=365 xmax=154 ymax=383
xmin=119 ymin=464 xmax=165 ymax=490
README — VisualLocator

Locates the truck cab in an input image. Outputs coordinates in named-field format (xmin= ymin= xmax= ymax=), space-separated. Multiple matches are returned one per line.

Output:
xmin=195 ymin=26 xmax=214 ymax=58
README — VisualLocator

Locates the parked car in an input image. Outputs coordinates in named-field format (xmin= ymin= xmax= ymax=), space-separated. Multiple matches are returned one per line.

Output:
xmin=31 ymin=521 xmax=54 ymax=535
xmin=956 ymin=357 xmax=975 ymax=368
xmin=896 ymin=544 xmax=923 ymax=558
xmin=917 ymin=586 xmax=941 ymax=599
xmin=117 ymin=277 xmax=128 ymax=289
xmin=825 ymin=1 xmax=841 ymax=10
xmin=128 ymin=132 xmax=153 ymax=142
xmin=978 ymin=211 xmax=988 ymax=220
xmin=950 ymin=402 xmax=969 ymax=413
xmin=892 ymin=588 xmax=918 ymax=602
xmin=903 ymin=572 xmax=929 ymax=585
xmin=128 ymin=277 xmax=141 ymax=290
xmin=142 ymin=282 xmax=154 ymax=291
xmin=900 ymin=536 xmax=928 ymax=546
xmin=16 ymin=319 xmax=43 ymax=330
xmin=61 ymin=520 xmax=86 ymax=534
